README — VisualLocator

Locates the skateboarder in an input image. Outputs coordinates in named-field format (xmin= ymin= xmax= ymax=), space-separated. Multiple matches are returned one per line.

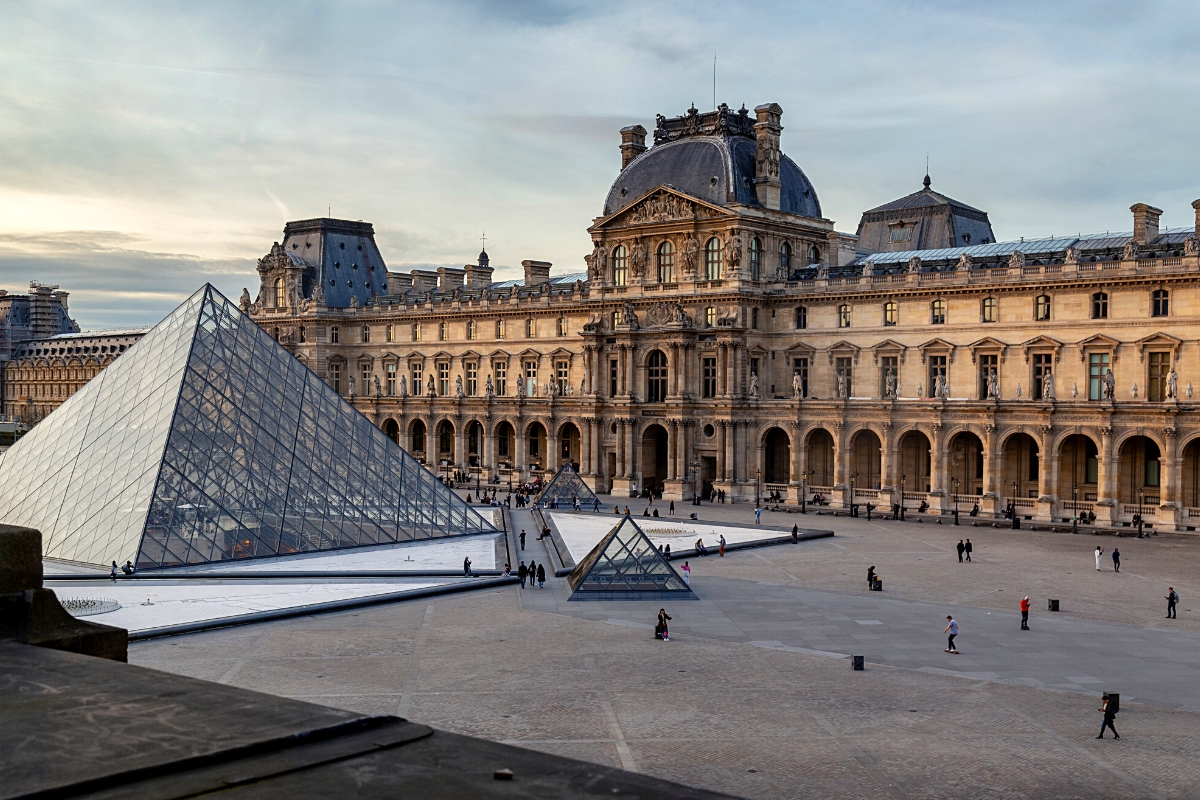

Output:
xmin=944 ymin=616 xmax=959 ymax=653
xmin=1020 ymin=596 xmax=1030 ymax=630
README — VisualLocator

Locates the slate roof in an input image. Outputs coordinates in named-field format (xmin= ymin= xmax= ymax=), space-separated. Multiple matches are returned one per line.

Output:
xmin=855 ymin=176 xmax=996 ymax=253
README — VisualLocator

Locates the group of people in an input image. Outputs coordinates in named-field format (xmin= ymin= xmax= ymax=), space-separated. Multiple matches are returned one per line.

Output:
xmin=517 ymin=560 xmax=545 ymax=589
xmin=109 ymin=560 xmax=135 ymax=581
xmin=956 ymin=539 xmax=973 ymax=562
xmin=465 ymin=489 xmax=508 ymax=507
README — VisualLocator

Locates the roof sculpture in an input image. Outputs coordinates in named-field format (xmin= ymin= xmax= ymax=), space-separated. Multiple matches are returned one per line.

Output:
xmin=567 ymin=516 xmax=694 ymax=601
xmin=0 ymin=284 xmax=495 ymax=570
xmin=534 ymin=463 xmax=599 ymax=507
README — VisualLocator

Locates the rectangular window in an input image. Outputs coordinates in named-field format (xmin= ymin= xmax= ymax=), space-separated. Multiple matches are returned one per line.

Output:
xmin=1146 ymin=456 xmax=1160 ymax=487
xmin=1092 ymin=293 xmax=1108 ymax=319
xmin=386 ymin=325 xmax=395 ymax=343
xmin=1152 ymin=289 xmax=1169 ymax=317
xmin=1035 ymin=295 xmax=1051 ymax=321
xmin=412 ymin=324 xmax=421 ymax=342
xmin=835 ymin=356 xmax=853 ymax=397
xmin=1032 ymin=353 xmax=1052 ymax=400
xmin=330 ymin=326 xmax=339 ymax=344
xmin=329 ymin=363 xmax=341 ymax=393
xmin=1088 ymin=352 xmax=1110 ymax=400
xmin=362 ymin=325 xmax=371 ymax=343
xmin=385 ymin=363 xmax=397 ymax=396
xmin=751 ymin=308 xmax=759 ymax=329
xmin=884 ymin=302 xmax=898 ymax=326
xmin=610 ymin=358 xmax=619 ymax=396
xmin=557 ymin=317 xmax=567 ymax=337
xmin=702 ymin=357 xmax=717 ymax=398
xmin=889 ymin=225 xmax=912 ymax=242
xmin=524 ymin=360 xmax=538 ymax=396
xmin=793 ymin=358 xmax=809 ymax=398
xmin=466 ymin=320 xmax=476 ymax=340
xmin=556 ymin=360 xmax=569 ymax=395
xmin=494 ymin=362 xmax=507 ymax=396
xmin=438 ymin=322 xmax=447 ymax=341
xmin=466 ymin=362 xmax=477 ymax=396
xmin=496 ymin=319 xmax=505 ymax=339
xmin=930 ymin=300 xmax=946 ymax=325
xmin=838 ymin=305 xmax=851 ymax=328
xmin=928 ymin=355 xmax=947 ymax=395
xmin=705 ymin=307 xmax=716 ymax=327
xmin=411 ymin=364 xmax=423 ymax=395
xmin=977 ymin=354 xmax=997 ymax=400
xmin=795 ymin=307 xmax=807 ymax=329
xmin=981 ymin=297 xmax=997 ymax=323
xmin=438 ymin=362 xmax=449 ymax=396
xmin=525 ymin=319 xmax=534 ymax=338
xmin=1148 ymin=351 xmax=1169 ymax=401
xmin=881 ymin=356 xmax=898 ymax=397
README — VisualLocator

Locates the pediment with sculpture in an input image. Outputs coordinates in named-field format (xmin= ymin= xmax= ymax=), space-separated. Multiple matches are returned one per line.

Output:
xmin=594 ymin=187 xmax=731 ymax=229
xmin=643 ymin=301 xmax=694 ymax=329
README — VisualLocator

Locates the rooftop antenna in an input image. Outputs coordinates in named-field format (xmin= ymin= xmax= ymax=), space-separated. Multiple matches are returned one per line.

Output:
xmin=712 ymin=55 xmax=717 ymax=110
xmin=480 ymin=231 xmax=487 ymax=251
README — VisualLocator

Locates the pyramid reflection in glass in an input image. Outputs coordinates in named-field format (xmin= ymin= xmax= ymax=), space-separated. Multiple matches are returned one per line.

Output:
xmin=535 ymin=463 xmax=599 ymax=507
xmin=0 ymin=284 xmax=495 ymax=570
xmin=567 ymin=515 xmax=695 ymax=600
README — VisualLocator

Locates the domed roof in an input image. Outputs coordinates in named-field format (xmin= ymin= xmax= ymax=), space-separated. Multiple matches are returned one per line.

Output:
xmin=603 ymin=106 xmax=821 ymax=219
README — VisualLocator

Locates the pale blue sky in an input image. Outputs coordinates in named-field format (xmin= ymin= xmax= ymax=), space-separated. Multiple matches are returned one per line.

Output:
xmin=1 ymin=1 xmax=1197 ymax=328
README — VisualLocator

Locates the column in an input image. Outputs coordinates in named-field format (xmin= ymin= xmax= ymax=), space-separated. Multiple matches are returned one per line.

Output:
xmin=667 ymin=420 xmax=678 ymax=480
xmin=627 ymin=345 xmax=636 ymax=399
xmin=678 ymin=344 xmax=688 ymax=398
xmin=725 ymin=420 xmax=735 ymax=482
xmin=616 ymin=419 xmax=626 ymax=478
xmin=879 ymin=422 xmax=894 ymax=493
xmin=1162 ymin=427 xmax=1180 ymax=529
xmin=669 ymin=345 xmax=679 ymax=397
xmin=454 ymin=420 xmax=466 ymax=474
xmin=627 ymin=421 xmax=638 ymax=487
xmin=717 ymin=421 xmax=728 ymax=482
xmin=515 ymin=423 xmax=527 ymax=479
xmin=980 ymin=423 xmax=997 ymax=514
xmin=581 ymin=418 xmax=593 ymax=475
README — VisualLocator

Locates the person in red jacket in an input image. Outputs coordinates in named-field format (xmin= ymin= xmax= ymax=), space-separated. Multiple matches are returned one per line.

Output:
xmin=1020 ymin=596 xmax=1031 ymax=630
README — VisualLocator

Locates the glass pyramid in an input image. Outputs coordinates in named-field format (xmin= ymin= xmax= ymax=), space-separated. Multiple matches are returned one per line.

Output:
xmin=0 ymin=284 xmax=496 ymax=570
xmin=535 ymin=463 xmax=599 ymax=507
xmin=567 ymin=515 xmax=694 ymax=600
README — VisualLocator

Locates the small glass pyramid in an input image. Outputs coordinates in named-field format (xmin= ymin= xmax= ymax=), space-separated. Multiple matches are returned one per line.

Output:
xmin=0 ymin=284 xmax=496 ymax=569
xmin=567 ymin=515 xmax=694 ymax=600
xmin=535 ymin=463 xmax=599 ymax=508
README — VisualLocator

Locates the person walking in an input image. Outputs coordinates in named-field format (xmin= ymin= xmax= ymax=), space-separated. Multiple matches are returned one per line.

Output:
xmin=1096 ymin=694 xmax=1120 ymax=739
xmin=956 ymin=540 xmax=965 ymax=562
xmin=664 ymin=543 xmax=671 ymax=559
xmin=867 ymin=566 xmax=876 ymax=588
xmin=1020 ymin=596 xmax=1030 ymax=630
xmin=964 ymin=539 xmax=973 ymax=562
xmin=681 ymin=561 xmax=690 ymax=586
xmin=1095 ymin=546 xmax=1104 ymax=571
xmin=110 ymin=561 xmax=118 ymax=583
xmin=792 ymin=524 xmax=799 ymax=544
xmin=657 ymin=608 xmax=672 ymax=641
xmin=463 ymin=556 xmax=472 ymax=577
xmin=719 ymin=534 xmax=726 ymax=557
xmin=537 ymin=563 xmax=546 ymax=588
xmin=944 ymin=616 xmax=959 ymax=653
xmin=1112 ymin=547 xmax=1120 ymax=573
xmin=518 ymin=561 xmax=528 ymax=588
xmin=669 ymin=500 xmax=675 ymax=516
xmin=1166 ymin=587 xmax=1179 ymax=619
xmin=755 ymin=505 xmax=762 ymax=524
xmin=520 ymin=529 xmax=526 ymax=550
xmin=593 ymin=498 xmax=600 ymax=512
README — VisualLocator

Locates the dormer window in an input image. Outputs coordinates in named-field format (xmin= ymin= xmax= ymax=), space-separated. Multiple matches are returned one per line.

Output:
xmin=889 ymin=224 xmax=913 ymax=243
xmin=962 ymin=233 xmax=971 ymax=245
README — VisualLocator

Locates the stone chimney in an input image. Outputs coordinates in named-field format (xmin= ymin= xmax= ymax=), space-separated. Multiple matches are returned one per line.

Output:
xmin=619 ymin=125 xmax=647 ymax=170
xmin=386 ymin=272 xmax=413 ymax=295
xmin=753 ymin=103 xmax=783 ymax=211
xmin=1192 ymin=199 xmax=1200 ymax=240
xmin=464 ymin=263 xmax=493 ymax=289
xmin=410 ymin=270 xmax=439 ymax=293
xmin=437 ymin=267 xmax=465 ymax=292
xmin=1131 ymin=203 xmax=1163 ymax=245
xmin=522 ymin=260 xmax=552 ymax=286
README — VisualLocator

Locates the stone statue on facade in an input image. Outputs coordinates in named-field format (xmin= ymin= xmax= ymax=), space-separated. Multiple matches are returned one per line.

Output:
xmin=348 ymin=376 xmax=355 ymax=398
xmin=621 ymin=301 xmax=639 ymax=329
xmin=1009 ymin=250 xmax=1025 ymax=270
xmin=580 ymin=378 xmax=586 ymax=396
xmin=349 ymin=295 xmax=359 ymax=309
xmin=934 ymin=373 xmax=948 ymax=400
xmin=836 ymin=372 xmax=847 ymax=400
xmin=907 ymin=256 xmax=922 ymax=274
xmin=1043 ymin=371 xmax=1055 ymax=400
xmin=1064 ymin=246 xmax=1079 ymax=265
xmin=1167 ymin=369 xmax=1179 ymax=400
xmin=1188 ymin=382 xmax=1194 ymax=398
xmin=240 ymin=288 xmax=252 ymax=313
xmin=748 ymin=373 xmax=760 ymax=399
xmin=485 ymin=375 xmax=494 ymax=397
xmin=587 ymin=245 xmax=606 ymax=283
xmin=987 ymin=370 xmax=1000 ymax=400
xmin=517 ymin=376 xmax=526 ymax=398
xmin=630 ymin=239 xmax=648 ymax=280
xmin=681 ymin=235 xmax=700 ymax=279
xmin=400 ymin=375 xmax=408 ymax=397
xmin=312 ymin=280 xmax=325 ymax=308
xmin=794 ymin=372 xmax=804 ymax=399
xmin=1185 ymin=237 xmax=1199 ymax=256
xmin=373 ymin=375 xmax=382 ymax=398
xmin=1015 ymin=383 xmax=1022 ymax=400
xmin=427 ymin=374 xmax=436 ymax=397
xmin=884 ymin=371 xmax=896 ymax=399
xmin=955 ymin=253 xmax=973 ymax=272
xmin=917 ymin=382 xmax=924 ymax=399
xmin=726 ymin=233 xmax=742 ymax=271
xmin=455 ymin=375 xmax=464 ymax=398
xmin=816 ymin=263 xmax=829 ymax=279
xmin=1131 ymin=382 xmax=1139 ymax=399
xmin=1123 ymin=240 xmax=1138 ymax=260
xmin=1102 ymin=369 xmax=1116 ymax=400
xmin=1072 ymin=382 xmax=1078 ymax=398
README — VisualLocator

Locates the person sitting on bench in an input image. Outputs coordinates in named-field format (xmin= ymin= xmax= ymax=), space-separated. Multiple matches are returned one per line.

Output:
xmin=918 ymin=500 xmax=929 ymax=513
xmin=970 ymin=503 xmax=980 ymax=516
xmin=695 ymin=538 xmax=708 ymax=556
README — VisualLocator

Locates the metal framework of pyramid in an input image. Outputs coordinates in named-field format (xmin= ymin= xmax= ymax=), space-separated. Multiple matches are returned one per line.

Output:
xmin=0 ymin=284 xmax=496 ymax=570
xmin=534 ymin=463 xmax=599 ymax=507
xmin=566 ymin=515 xmax=694 ymax=601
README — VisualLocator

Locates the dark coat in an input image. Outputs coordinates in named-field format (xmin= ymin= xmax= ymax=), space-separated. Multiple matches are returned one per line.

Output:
xmin=536 ymin=565 xmax=546 ymax=581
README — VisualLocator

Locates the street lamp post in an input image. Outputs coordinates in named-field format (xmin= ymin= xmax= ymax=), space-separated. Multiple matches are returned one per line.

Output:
xmin=1011 ymin=480 xmax=1019 ymax=529
xmin=900 ymin=475 xmax=906 ymax=520
xmin=953 ymin=477 xmax=960 ymax=525
xmin=1138 ymin=487 xmax=1145 ymax=538
xmin=850 ymin=472 xmax=857 ymax=518
xmin=691 ymin=459 xmax=700 ymax=505
xmin=755 ymin=467 xmax=761 ymax=506
xmin=1073 ymin=483 xmax=1078 ymax=534
xmin=801 ymin=470 xmax=807 ymax=514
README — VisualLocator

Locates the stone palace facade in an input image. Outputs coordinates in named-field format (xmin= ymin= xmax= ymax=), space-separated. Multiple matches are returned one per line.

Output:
xmin=246 ymin=102 xmax=1200 ymax=532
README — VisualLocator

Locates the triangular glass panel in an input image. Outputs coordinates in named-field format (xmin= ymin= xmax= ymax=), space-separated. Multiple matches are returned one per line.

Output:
xmin=0 ymin=284 xmax=496 ymax=569
xmin=567 ymin=515 xmax=694 ymax=600
xmin=534 ymin=463 xmax=600 ymax=509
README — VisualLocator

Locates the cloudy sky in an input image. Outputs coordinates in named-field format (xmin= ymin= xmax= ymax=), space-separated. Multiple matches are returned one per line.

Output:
xmin=1 ymin=1 xmax=1198 ymax=329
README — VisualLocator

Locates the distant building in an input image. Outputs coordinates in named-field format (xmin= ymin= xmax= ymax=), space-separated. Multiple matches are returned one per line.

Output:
xmin=2 ymin=329 xmax=149 ymax=423
xmin=0 ymin=282 xmax=79 ymax=361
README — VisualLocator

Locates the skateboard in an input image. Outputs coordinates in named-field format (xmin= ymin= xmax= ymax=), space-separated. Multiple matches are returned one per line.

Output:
xmin=944 ymin=649 xmax=960 ymax=654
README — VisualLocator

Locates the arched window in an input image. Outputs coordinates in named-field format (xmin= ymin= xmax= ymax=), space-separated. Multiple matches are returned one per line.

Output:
xmin=884 ymin=301 xmax=898 ymax=326
xmin=808 ymin=245 xmax=821 ymax=265
xmin=795 ymin=306 xmax=807 ymax=329
xmin=273 ymin=278 xmax=285 ymax=307
xmin=1035 ymin=295 xmax=1051 ymax=321
xmin=780 ymin=241 xmax=792 ymax=273
xmin=981 ymin=297 xmax=998 ymax=323
xmin=931 ymin=299 xmax=946 ymax=325
xmin=438 ymin=421 xmax=453 ymax=454
xmin=612 ymin=245 xmax=628 ymax=285
xmin=647 ymin=350 xmax=668 ymax=402
xmin=411 ymin=420 xmax=426 ymax=455
xmin=704 ymin=237 xmax=723 ymax=280
xmin=838 ymin=304 xmax=851 ymax=328
xmin=749 ymin=237 xmax=762 ymax=282
xmin=657 ymin=241 xmax=675 ymax=283
xmin=1152 ymin=289 xmax=1169 ymax=317
xmin=1091 ymin=292 xmax=1108 ymax=319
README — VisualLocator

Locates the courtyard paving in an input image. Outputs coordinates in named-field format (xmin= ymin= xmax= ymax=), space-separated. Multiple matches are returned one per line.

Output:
xmin=130 ymin=504 xmax=1200 ymax=799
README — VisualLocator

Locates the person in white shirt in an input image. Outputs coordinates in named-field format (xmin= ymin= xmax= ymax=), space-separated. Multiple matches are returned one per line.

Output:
xmin=944 ymin=616 xmax=959 ymax=653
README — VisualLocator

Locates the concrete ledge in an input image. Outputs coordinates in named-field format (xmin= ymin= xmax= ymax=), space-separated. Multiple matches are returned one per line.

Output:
xmin=47 ymin=570 xmax=504 ymax=581
xmin=666 ymin=530 xmax=834 ymax=560
xmin=128 ymin=577 xmax=519 ymax=641
xmin=568 ymin=589 xmax=698 ymax=601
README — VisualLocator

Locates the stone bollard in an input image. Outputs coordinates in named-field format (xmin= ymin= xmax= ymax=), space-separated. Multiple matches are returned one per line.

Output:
xmin=1048 ymin=599 xmax=1060 ymax=612
xmin=852 ymin=655 xmax=864 ymax=670
xmin=0 ymin=524 xmax=128 ymax=661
